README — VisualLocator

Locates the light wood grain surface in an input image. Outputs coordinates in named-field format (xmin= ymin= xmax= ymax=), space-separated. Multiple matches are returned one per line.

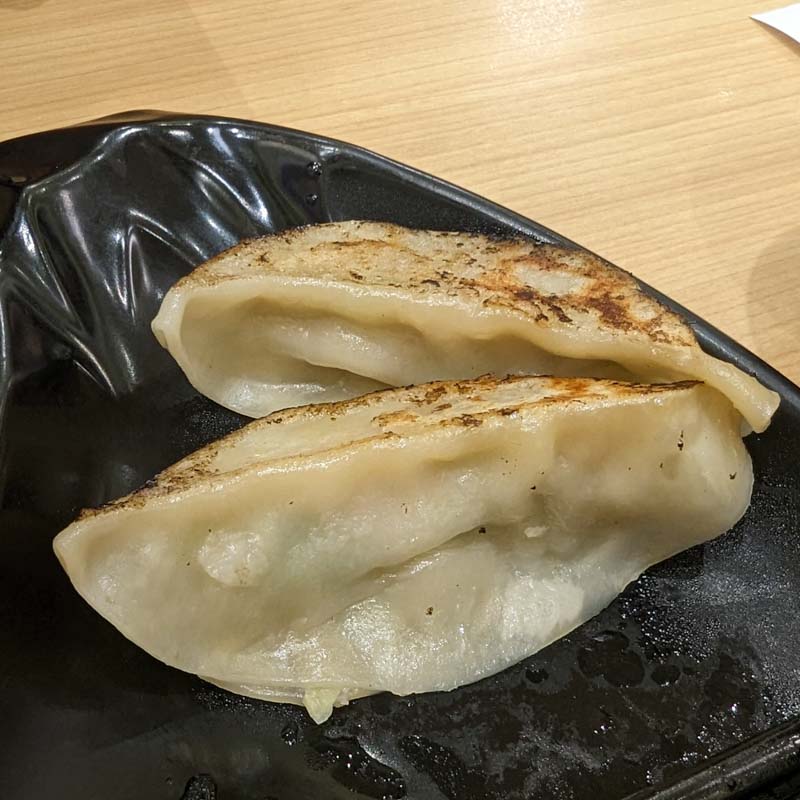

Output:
xmin=3 ymin=0 xmax=799 ymax=384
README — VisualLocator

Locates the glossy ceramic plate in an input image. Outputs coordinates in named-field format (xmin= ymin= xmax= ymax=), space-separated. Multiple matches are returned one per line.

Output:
xmin=1 ymin=112 xmax=799 ymax=800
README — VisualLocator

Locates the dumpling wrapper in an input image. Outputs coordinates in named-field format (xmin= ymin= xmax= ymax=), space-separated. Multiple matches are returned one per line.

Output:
xmin=54 ymin=375 xmax=752 ymax=723
xmin=151 ymin=221 xmax=778 ymax=431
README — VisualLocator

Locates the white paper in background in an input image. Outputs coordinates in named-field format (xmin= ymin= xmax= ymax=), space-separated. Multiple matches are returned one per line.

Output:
xmin=752 ymin=3 xmax=800 ymax=44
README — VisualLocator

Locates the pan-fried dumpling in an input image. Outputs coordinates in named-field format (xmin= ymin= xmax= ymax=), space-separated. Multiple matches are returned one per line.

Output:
xmin=54 ymin=375 xmax=752 ymax=723
xmin=151 ymin=221 xmax=778 ymax=431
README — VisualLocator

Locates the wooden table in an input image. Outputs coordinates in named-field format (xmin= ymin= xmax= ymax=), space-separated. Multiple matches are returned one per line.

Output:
xmin=3 ymin=0 xmax=799 ymax=384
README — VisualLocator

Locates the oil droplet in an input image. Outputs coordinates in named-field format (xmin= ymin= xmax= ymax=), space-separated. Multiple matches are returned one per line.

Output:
xmin=308 ymin=734 xmax=406 ymax=798
xmin=525 ymin=666 xmax=549 ymax=684
xmin=594 ymin=721 xmax=612 ymax=735
xmin=305 ymin=193 xmax=319 ymax=206
xmin=281 ymin=721 xmax=300 ymax=746
xmin=180 ymin=774 xmax=217 ymax=800
xmin=652 ymin=663 xmax=680 ymax=686
xmin=578 ymin=630 xmax=645 ymax=687
xmin=306 ymin=161 xmax=322 ymax=177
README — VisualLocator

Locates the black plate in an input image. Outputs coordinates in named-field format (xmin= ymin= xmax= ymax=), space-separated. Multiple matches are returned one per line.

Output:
xmin=2 ymin=112 xmax=800 ymax=800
